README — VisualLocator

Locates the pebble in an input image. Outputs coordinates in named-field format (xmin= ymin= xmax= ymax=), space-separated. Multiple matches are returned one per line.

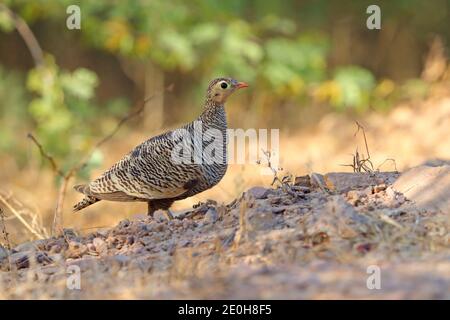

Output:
xmin=66 ymin=241 xmax=88 ymax=259
xmin=0 ymin=245 xmax=9 ymax=261
xmin=204 ymin=208 xmax=219 ymax=224
xmin=247 ymin=186 xmax=271 ymax=200
xmin=93 ymin=237 xmax=107 ymax=255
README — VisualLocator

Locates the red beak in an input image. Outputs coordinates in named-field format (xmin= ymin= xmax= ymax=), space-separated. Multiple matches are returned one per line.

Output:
xmin=236 ymin=82 xmax=249 ymax=89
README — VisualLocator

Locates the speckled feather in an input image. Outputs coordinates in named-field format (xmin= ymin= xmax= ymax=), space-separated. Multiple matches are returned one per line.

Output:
xmin=73 ymin=77 xmax=239 ymax=214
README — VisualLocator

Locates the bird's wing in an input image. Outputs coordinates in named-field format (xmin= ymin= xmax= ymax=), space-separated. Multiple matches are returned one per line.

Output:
xmin=88 ymin=131 xmax=203 ymax=200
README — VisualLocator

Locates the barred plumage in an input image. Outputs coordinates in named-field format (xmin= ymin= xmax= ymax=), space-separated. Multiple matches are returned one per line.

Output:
xmin=73 ymin=77 xmax=248 ymax=218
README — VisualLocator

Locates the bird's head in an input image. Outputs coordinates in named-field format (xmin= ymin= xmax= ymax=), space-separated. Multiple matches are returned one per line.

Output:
xmin=206 ymin=77 xmax=248 ymax=105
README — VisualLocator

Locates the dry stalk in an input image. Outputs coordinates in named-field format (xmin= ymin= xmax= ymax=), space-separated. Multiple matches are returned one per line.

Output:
xmin=258 ymin=149 xmax=305 ymax=199
xmin=341 ymin=121 xmax=398 ymax=173
xmin=0 ymin=207 xmax=13 ymax=272
xmin=340 ymin=121 xmax=374 ymax=173
xmin=0 ymin=192 xmax=46 ymax=239
xmin=0 ymin=206 xmax=11 ymax=250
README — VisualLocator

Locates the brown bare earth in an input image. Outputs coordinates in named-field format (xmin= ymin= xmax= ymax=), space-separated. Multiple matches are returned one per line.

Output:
xmin=1 ymin=165 xmax=449 ymax=299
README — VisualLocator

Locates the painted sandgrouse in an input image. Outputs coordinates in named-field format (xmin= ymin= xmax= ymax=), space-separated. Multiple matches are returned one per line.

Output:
xmin=73 ymin=77 xmax=248 ymax=219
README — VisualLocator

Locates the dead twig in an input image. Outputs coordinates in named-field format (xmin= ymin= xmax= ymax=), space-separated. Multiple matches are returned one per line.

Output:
xmin=342 ymin=121 xmax=399 ymax=174
xmin=377 ymin=158 xmax=398 ymax=172
xmin=72 ymin=95 xmax=155 ymax=174
xmin=0 ymin=206 xmax=12 ymax=271
xmin=258 ymin=149 xmax=305 ymax=200
xmin=0 ymin=193 xmax=46 ymax=239
xmin=341 ymin=121 xmax=374 ymax=173
xmin=0 ymin=207 xmax=11 ymax=250
xmin=27 ymin=133 xmax=64 ymax=177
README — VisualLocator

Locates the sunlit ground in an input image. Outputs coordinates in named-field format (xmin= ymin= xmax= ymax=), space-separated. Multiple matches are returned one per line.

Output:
xmin=2 ymin=85 xmax=449 ymax=244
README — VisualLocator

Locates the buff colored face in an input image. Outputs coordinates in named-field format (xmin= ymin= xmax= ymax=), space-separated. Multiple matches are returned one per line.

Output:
xmin=210 ymin=79 xmax=249 ymax=104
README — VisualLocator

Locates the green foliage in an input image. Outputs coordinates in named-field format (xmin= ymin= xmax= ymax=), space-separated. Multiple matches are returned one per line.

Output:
xmin=0 ymin=8 xmax=14 ymax=32
xmin=7 ymin=0 xmax=446 ymax=104
xmin=0 ymin=0 xmax=447 ymax=179
xmin=24 ymin=55 xmax=110 ymax=175
xmin=332 ymin=66 xmax=376 ymax=112
xmin=0 ymin=65 xmax=28 ymax=153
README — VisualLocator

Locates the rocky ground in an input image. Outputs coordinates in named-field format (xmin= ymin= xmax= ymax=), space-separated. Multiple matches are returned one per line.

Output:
xmin=0 ymin=164 xmax=449 ymax=299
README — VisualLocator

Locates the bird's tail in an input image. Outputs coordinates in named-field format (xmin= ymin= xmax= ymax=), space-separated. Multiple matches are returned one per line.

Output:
xmin=73 ymin=184 xmax=100 ymax=212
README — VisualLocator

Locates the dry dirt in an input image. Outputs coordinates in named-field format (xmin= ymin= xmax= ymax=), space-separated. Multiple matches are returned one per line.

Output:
xmin=1 ymin=165 xmax=449 ymax=299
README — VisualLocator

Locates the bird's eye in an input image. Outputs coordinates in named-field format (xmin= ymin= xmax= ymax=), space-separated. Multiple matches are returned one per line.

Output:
xmin=220 ymin=82 xmax=228 ymax=89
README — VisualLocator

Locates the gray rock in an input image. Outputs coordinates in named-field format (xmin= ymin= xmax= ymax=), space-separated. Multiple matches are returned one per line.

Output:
xmin=204 ymin=208 xmax=219 ymax=223
xmin=93 ymin=237 xmax=107 ymax=255
xmin=66 ymin=241 xmax=88 ymax=259
xmin=294 ymin=175 xmax=311 ymax=187
xmin=113 ymin=254 xmax=130 ymax=266
xmin=306 ymin=195 xmax=369 ymax=239
xmin=10 ymin=251 xmax=30 ymax=269
xmin=247 ymin=209 xmax=279 ymax=232
xmin=13 ymin=242 xmax=35 ymax=252
xmin=8 ymin=251 xmax=51 ymax=269
xmin=246 ymin=186 xmax=271 ymax=199
xmin=14 ymin=239 xmax=46 ymax=252
xmin=323 ymin=172 xmax=399 ymax=193
xmin=392 ymin=164 xmax=450 ymax=213
xmin=0 ymin=245 xmax=9 ymax=261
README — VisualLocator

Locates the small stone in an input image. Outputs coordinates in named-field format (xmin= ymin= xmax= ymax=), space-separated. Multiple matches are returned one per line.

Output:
xmin=117 ymin=219 xmax=131 ymax=229
xmin=113 ymin=254 xmax=130 ymax=266
xmin=204 ymin=208 xmax=219 ymax=223
xmin=10 ymin=252 xmax=30 ymax=269
xmin=96 ymin=229 xmax=109 ymax=237
xmin=93 ymin=238 xmax=107 ymax=255
xmin=247 ymin=209 xmax=279 ymax=232
xmin=374 ymin=184 xmax=387 ymax=193
xmin=155 ymin=223 xmax=167 ymax=232
xmin=0 ymin=245 xmax=8 ymax=261
xmin=179 ymin=239 xmax=191 ymax=247
xmin=140 ymin=236 xmax=154 ymax=247
xmin=87 ymin=243 xmax=96 ymax=254
xmin=324 ymin=172 xmax=399 ymax=193
xmin=126 ymin=235 xmax=135 ymax=245
xmin=310 ymin=173 xmax=327 ymax=190
xmin=294 ymin=175 xmax=311 ymax=187
xmin=306 ymin=195 xmax=369 ymax=239
xmin=346 ymin=190 xmax=368 ymax=206
xmin=7 ymin=250 xmax=51 ymax=269
xmin=246 ymin=186 xmax=271 ymax=200
xmin=14 ymin=240 xmax=43 ymax=252
xmin=35 ymin=251 xmax=52 ymax=264
xmin=62 ymin=228 xmax=78 ymax=240
xmin=66 ymin=241 xmax=88 ymax=259
xmin=392 ymin=165 xmax=450 ymax=213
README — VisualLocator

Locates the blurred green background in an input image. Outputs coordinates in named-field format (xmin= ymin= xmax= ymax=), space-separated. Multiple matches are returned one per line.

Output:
xmin=0 ymin=0 xmax=449 ymax=176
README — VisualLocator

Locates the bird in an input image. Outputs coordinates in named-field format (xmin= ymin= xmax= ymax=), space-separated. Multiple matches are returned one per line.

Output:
xmin=73 ymin=77 xmax=248 ymax=219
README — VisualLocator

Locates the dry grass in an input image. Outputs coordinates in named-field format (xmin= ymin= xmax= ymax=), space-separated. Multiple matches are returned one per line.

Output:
xmin=0 ymin=168 xmax=448 ymax=299
xmin=0 ymin=84 xmax=449 ymax=299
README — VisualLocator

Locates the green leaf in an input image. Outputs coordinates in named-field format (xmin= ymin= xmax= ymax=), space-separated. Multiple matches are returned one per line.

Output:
xmin=61 ymin=68 xmax=99 ymax=100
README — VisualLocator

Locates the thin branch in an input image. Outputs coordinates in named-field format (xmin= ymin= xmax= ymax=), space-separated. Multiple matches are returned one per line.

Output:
xmin=0 ymin=194 xmax=45 ymax=239
xmin=27 ymin=133 xmax=64 ymax=177
xmin=73 ymin=95 xmax=155 ymax=173
xmin=354 ymin=120 xmax=371 ymax=160
xmin=0 ymin=3 xmax=44 ymax=66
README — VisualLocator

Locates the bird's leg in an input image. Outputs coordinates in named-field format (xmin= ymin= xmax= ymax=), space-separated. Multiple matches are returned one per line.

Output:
xmin=163 ymin=209 xmax=174 ymax=221
xmin=147 ymin=202 xmax=156 ymax=217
